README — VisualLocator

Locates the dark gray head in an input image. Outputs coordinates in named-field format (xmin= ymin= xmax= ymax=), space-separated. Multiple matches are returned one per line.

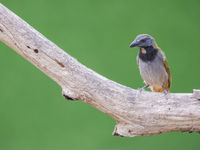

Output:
xmin=129 ymin=34 xmax=155 ymax=48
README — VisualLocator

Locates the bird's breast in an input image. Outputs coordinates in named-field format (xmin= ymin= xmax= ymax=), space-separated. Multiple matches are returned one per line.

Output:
xmin=138 ymin=55 xmax=168 ymax=87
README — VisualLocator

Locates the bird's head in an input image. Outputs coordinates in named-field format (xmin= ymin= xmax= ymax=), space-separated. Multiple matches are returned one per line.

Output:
xmin=129 ymin=34 xmax=155 ymax=48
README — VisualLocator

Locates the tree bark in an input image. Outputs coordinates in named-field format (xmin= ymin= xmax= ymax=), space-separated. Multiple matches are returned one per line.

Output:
xmin=0 ymin=3 xmax=200 ymax=137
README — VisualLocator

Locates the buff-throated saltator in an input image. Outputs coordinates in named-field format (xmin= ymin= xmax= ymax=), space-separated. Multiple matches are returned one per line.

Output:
xmin=129 ymin=34 xmax=171 ymax=93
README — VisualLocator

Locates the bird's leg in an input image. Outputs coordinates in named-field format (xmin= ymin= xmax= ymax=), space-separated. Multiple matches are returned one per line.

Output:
xmin=138 ymin=84 xmax=149 ymax=92
xmin=143 ymin=84 xmax=150 ymax=89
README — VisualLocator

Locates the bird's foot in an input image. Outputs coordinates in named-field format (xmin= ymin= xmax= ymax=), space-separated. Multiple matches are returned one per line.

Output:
xmin=138 ymin=85 xmax=149 ymax=92
xmin=162 ymin=89 xmax=170 ymax=100
xmin=163 ymin=89 xmax=169 ymax=95
xmin=138 ymin=88 xmax=145 ymax=92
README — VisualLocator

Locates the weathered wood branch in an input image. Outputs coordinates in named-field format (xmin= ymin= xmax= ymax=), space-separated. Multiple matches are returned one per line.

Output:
xmin=0 ymin=3 xmax=200 ymax=137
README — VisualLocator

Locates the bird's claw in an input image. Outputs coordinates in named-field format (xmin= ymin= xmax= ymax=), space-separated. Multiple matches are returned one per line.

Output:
xmin=138 ymin=87 xmax=145 ymax=92
xmin=163 ymin=89 xmax=169 ymax=95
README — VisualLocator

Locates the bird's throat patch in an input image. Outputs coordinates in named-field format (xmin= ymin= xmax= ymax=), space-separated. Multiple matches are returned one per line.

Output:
xmin=139 ymin=46 xmax=158 ymax=62
xmin=140 ymin=48 xmax=146 ymax=54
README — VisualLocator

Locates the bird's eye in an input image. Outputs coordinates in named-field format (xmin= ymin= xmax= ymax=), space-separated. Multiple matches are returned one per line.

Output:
xmin=141 ymin=39 xmax=146 ymax=43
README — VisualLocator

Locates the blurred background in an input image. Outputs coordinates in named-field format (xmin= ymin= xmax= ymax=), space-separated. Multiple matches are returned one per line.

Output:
xmin=1 ymin=0 xmax=200 ymax=150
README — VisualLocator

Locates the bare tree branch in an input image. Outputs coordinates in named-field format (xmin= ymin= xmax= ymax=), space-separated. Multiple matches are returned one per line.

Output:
xmin=0 ymin=3 xmax=200 ymax=137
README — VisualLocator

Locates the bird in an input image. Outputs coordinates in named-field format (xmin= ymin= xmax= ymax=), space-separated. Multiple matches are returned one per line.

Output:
xmin=129 ymin=34 xmax=171 ymax=93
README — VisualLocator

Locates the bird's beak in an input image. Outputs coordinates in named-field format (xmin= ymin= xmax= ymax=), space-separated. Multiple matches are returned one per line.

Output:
xmin=129 ymin=40 xmax=138 ymax=48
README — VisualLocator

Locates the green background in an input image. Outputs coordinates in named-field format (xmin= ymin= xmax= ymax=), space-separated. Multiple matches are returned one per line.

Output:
xmin=1 ymin=0 xmax=200 ymax=150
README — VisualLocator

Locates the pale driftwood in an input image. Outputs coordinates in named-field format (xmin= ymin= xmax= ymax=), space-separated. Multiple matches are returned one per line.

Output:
xmin=0 ymin=3 xmax=200 ymax=137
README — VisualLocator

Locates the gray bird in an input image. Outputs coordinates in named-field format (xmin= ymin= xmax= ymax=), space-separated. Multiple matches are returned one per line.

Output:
xmin=129 ymin=34 xmax=171 ymax=92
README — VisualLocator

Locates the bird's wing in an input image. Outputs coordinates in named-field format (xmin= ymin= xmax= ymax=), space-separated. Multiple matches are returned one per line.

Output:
xmin=157 ymin=49 xmax=171 ymax=90
xmin=163 ymin=59 xmax=171 ymax=89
